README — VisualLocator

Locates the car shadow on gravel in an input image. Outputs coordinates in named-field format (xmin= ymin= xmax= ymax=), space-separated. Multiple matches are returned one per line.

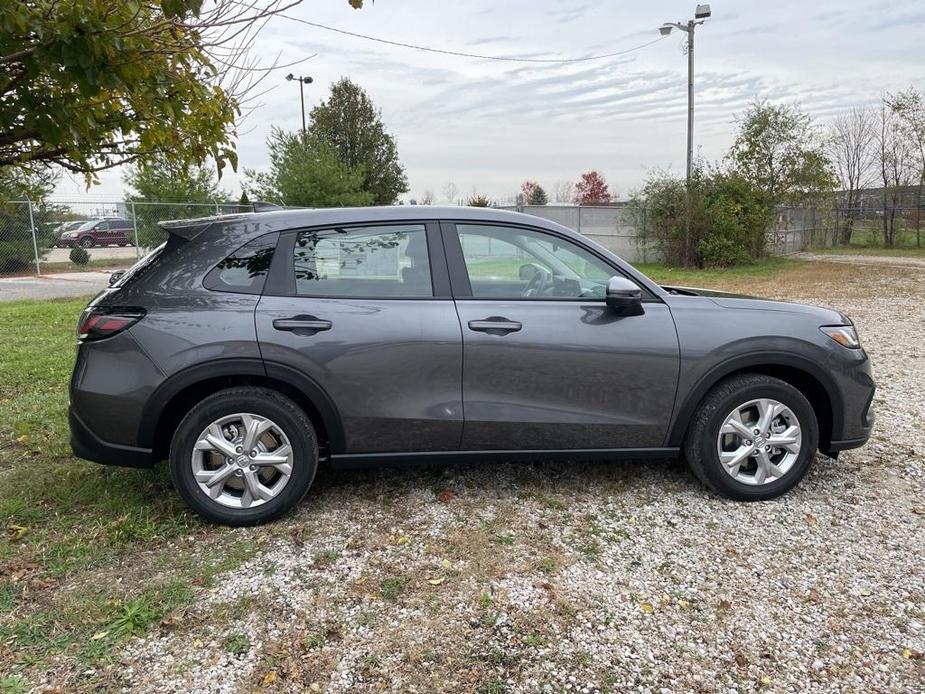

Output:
xmin=309 ymin=454 xmax=697 ymax=501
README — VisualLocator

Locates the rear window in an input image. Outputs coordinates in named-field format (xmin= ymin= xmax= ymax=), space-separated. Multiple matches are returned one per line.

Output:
xmin=204 ymin=233 xmax=279 ymax=294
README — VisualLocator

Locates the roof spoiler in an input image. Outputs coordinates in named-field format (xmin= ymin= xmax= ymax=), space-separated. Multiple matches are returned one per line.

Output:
xmin=156 ymin=200 xmax=284 ymax=240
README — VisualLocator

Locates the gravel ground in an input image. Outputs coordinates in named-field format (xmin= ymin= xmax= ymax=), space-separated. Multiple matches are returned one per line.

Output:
xmin=795 ymin=252 xmax=925 ymax=270
xmin=112 ymin=259 xmax=924 ymax=693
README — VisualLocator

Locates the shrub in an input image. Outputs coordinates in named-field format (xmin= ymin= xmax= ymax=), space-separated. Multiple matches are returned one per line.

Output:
xmin=466 ymin=194 xmax=492 ymax=207
xmin=69 ymin=246 xmax=90 ymax=265
xmin=637 ymin=166 xmax=773 ymax=267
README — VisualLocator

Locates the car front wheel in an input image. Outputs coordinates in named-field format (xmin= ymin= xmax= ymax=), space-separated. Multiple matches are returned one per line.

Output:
xmin=684 ymin=374 xmax=819 ymax=500
xmin=169 ymin=387 xmax=318 ymax=525
xmin=79 ymin=236 xmax=94 ymax=248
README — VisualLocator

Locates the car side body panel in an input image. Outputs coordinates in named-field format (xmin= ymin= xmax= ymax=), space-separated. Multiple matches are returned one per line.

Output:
xmin=68 ymin=206 xmax=874 ymax=474
xmin=453 ymin=300 xmax=679 ymax=449
xmin=255 ymin=295 xmax=464 ymax=453
xmin=664 ymin=295 xmax=875 ymax=448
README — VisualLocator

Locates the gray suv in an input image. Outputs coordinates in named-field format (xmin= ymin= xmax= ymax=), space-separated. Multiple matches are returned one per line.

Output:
xmin=69 ymin=207 xmax=874 ymax=525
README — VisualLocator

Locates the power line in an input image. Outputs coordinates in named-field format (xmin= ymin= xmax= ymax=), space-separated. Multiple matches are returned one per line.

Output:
xmin=278 ymin=13 xmax=667 ymax=64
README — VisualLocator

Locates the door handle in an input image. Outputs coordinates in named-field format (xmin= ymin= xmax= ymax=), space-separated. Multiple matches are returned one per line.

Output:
xmin=468 ymin=318 xmax=522 ymax=335
xmin=273 ymin=317 xmax=332 ymax=333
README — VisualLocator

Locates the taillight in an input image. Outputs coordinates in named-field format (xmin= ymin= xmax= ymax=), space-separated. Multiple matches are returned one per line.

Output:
xmin=77 ymin=308 xmax=145 ymax=342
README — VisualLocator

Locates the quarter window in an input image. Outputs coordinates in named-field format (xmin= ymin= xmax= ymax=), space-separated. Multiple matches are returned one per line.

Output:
xmin=456 ymin=224 xmax=613 ymax=300
xmin=293 ymin=225 xmax=432 ymax=298
xmin=204 ymin=233 xmax=278 ymax=294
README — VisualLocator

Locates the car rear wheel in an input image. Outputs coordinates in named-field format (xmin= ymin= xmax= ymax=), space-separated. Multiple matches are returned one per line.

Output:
xmin=169 ymin=387 xmax=318 ymax=525
xmin=79 ymin=236 xmax=94 ymax=248
xmin=683 ymin=374 xmax=819 ymax=500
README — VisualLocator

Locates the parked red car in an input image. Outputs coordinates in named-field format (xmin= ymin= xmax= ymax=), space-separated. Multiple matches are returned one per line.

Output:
xmin=59 ymin=218 xmax=134 ymax=248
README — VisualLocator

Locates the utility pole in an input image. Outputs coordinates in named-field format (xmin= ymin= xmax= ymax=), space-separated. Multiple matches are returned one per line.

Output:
xmin=286 ymin=73 xmax=314 ymax=135
xmin=686 ymin=18 xmax=694 ymax=183
xmin=660 ymin=4 xmax=711 ymax=264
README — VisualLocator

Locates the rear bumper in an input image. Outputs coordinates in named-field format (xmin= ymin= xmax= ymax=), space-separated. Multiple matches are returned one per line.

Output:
xmin=69 ymin=407 xmax=155 ymax=468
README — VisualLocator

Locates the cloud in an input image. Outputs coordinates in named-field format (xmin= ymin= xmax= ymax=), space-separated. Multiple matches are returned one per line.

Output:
xmin=548 ymin=4 xmax=593 ymax=24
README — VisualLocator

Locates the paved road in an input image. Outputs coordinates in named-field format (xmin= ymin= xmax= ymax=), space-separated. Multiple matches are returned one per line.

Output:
xmin=0 ymin=271 xmax=114 ymax=302
xmin=45 ymin=246 xmax=141 ymax=263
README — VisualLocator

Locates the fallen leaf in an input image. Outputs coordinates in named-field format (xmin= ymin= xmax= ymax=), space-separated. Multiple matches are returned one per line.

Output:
xmin=759 ymin=675 xmax=771 ymax=686
xmin=90 ymin=631 xmax=109 ymax=640
xmin=902 ymin=647 xmax=922 ymax=660
xmin=718 ymin=599 xmax=733 ymax=611
xmin=804 ymin=513 xmax=818 ymax=526
xmin=6 ymin=525 xmax=28 ymax=541
xmin=640 ymin=602 xmax=654 ymax=613
xmin=912 ymin=507 xmax=925 ymax=516
xmin=262 ymin=671 xmax=278 ymax=687
xmin=806 ymin=588 xmax=821 ymax=603
xmin=396 ymin=535 xmax=409 ymax=545
xmin=735 ymin=653 xmax=748 ymax=667
xmin=440 ymin=558 xmax=452 ymax=570
xmin=428 ymin=576 xmax=446 ymax=586
xmin=436 ymin=489 xmax=454 ymax=504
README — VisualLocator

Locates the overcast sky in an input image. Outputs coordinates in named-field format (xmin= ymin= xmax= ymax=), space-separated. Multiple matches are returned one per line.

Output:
xmin=55 ymin=0 xmax=925 ymax=203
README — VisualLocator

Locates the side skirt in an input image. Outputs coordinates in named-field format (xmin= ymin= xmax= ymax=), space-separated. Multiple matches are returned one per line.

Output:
xmin=328 ymin=447 xmax=681 ymax=470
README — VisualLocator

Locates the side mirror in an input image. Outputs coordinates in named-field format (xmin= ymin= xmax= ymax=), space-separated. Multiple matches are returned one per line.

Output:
xmin=108 ymin=270 xmax=125 ymax=287
xmin=605 ymin=276 xmax=643 ymax=313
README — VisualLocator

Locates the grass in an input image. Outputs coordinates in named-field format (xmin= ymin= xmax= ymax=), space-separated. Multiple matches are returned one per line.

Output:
xmin=634 ymin=256 xmax=797 ymax=286
xmin=0 ymin=297 xmax=255 ymax=687
xmin=0 ymin=256 xmax=897 ymax=686
xmin=40 ymin=258 xmax=134 ymax=273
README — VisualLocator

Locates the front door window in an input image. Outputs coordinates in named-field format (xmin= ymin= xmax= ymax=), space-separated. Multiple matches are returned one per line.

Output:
xmin=456 ymin=224 xmax=613 ymax=300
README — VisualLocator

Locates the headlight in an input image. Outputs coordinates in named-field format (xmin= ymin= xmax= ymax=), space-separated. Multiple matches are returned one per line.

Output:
xmin=821 ymin=325 xmax=860 ymax=349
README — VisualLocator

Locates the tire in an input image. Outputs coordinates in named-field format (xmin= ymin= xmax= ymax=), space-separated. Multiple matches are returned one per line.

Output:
xmin=683 ymin=374 xmax=819 ymax=501
xmin=79 ymin=236 xmax=94 ymax=248
xmin=169 ymin=387 xmax=318 ymax=525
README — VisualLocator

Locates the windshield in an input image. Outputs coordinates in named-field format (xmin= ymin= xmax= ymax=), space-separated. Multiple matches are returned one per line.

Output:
xmin=75 ymin=220 xmax=99 ymax=231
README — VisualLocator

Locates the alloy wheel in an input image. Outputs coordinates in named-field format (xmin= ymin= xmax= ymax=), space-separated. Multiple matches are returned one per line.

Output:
xmin=191 ymin=413 xmax=294 ymax=508
xmin=716 ymin=398 xmax=802 ymax=486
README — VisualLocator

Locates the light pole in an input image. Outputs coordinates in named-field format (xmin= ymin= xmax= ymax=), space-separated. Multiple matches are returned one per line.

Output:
xmin=285 ymin=73 xmax=314 ymax=135
xmin=660 ymin=4 xmax=711 ymax=263
xmin=660 ymin=4 xmax=711 ymax=184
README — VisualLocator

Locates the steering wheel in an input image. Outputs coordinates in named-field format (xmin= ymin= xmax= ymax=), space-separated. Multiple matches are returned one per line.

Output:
xmin=522 ymin=267 xmax=552 ymax=297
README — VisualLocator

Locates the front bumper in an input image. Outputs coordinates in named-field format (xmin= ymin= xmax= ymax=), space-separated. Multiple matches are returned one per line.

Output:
xmin=69 ymin=406 xmax=155 ymax=468
xmin=823 ymin=372 xmax=875 ymax=455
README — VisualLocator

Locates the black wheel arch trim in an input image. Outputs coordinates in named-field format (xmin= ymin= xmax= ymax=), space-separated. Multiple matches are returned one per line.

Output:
xmin=666 ymin=351 xmax=844 ymax=448
xmin=138 ymin=358 xmax=346 ymax=454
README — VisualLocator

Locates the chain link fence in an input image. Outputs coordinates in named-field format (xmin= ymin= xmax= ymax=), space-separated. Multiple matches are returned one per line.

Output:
xmin=0 ymin=199 xmax=247 ymax=277
xmin=2 ymin=198 xmax=922 ymax=279
xmin=507 ymin=203 xmax=923 ymax=261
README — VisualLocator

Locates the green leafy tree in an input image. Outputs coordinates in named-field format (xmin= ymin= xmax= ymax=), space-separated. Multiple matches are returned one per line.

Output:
xmin=638 ymin=166 xmax=773 ymax=268
xmin=0 ymin=0 xmax=310 ymax=180
xmin=244 ymin=128 xmax=374 ymax=208
xmin=528 ymin=184 xmax=549 ymax=205
xmin=0 ymin=168 xmax=58 ymax=273
xmin=308 ymin=78 xmax=408 ymax=204
xmin=729 ymin=99 xmax=836 ymax=203
xmin=124 ymin=154 xmax=228 ymax=246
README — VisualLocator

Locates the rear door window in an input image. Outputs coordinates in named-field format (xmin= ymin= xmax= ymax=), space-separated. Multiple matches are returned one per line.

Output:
xmin=293 ymin=225 xmax=433 ymax=298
